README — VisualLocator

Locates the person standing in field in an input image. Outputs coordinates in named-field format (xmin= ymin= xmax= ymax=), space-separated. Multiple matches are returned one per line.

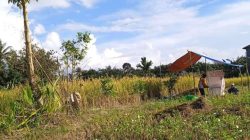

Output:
xmin=198 ymin=73 xmax=209 ymax=97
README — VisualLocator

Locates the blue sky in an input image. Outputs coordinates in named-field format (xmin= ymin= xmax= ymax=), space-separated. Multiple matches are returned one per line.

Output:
xmin=0 ymin=0 xmax=250 ymax=69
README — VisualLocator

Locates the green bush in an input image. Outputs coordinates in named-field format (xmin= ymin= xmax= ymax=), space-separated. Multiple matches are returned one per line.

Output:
xmin=164 ymin=74 xmax=179 ymax=96
xmin=101 ymin=78 xmax=115 ymax=96
xmin=42 ymin=86 xmax=62 ymax=113
xmin=132 ymin=80 xmax=147 ymax=95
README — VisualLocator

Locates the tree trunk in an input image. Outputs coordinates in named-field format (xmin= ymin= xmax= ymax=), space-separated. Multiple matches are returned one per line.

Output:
xmin=71 ymin=57 xmax=74 ymax=84
xmin=66 ymin=57 xmax=69 ymax=81
xmin=21 ymin=0 xmax=41 ymax=104
xmin=66 ymin=57 xmax=69 ymax=90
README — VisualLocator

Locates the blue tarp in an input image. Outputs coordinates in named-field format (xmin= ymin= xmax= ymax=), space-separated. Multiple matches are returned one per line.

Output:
xmin=194 ymin=52 xmax=243 ymax=68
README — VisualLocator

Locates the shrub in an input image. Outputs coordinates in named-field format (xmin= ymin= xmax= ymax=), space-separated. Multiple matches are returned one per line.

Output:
xmin=132 ymin=80 xmax=147 ymax=95
xmin=101 ymin=78 xmax=115 ymax=96
xmin=164 ymin=74 xmax=179 ymax=96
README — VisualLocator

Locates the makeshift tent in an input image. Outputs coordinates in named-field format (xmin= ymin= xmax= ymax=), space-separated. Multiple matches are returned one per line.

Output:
xmin=168 ymin=51 xmax=244 ymax=96
xmin=168 ymin=51 xmax=243 ymax=72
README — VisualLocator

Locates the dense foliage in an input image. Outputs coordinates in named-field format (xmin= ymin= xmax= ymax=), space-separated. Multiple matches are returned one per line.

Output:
xmin=0 ymin=41 xmax=60 ymax=88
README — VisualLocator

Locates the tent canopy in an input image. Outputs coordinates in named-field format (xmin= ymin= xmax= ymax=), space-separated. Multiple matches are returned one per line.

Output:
xmin=168 ymin=51 xmax=243 ymax=72
xmin=168 ymin=51 xmax=201 ymax=72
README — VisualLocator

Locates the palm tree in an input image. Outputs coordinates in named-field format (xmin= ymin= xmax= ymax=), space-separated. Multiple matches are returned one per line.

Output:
xmin=0 ymin=40 xmax=11 ymax=73
xmin=136 ymin=57 xmax=153 ymax=74
xmin=0 ymin=40 xmax=11 ymax=65
xmin=8 ymin=0 xmax=40 ymax=105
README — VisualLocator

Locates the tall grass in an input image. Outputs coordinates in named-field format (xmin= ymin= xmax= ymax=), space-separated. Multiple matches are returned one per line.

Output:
xmin=0 ymin=75 xmax=249 ymax=136
xmin=1 ymin=76 xmax=248 ymax=110
xmin=0 ymin=85 xmax=62 ymax=133
xmin=55 ymin=75 xmax=248 ymax=108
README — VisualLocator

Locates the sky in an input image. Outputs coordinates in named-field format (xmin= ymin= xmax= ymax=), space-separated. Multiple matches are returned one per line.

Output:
xmin=0 ymin=0 xmax=249 ymax=69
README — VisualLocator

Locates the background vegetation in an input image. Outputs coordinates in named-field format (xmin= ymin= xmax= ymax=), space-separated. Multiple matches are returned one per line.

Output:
xmin=1 ymin=0 xmax=249 ymax=139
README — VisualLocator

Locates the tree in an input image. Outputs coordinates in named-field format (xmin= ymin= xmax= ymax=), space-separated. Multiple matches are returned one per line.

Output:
xmin=122 ymin=62 xmax=132 ymax=73
xmin=152 ymin=64 xmax=168 ymax=77
xmin=0 ymin=40 xmax=11 ymax=87
xmin=76 ymin=67 xmax=82 ymax=79
xmin=31 ymin=45 xmax=60 ymax=82
xmin=61 ymin=32 xmax=91 ymax=81
xmin=8 ymin=0 xmax=40 ymax=104
xmin=0 ymin=45 xmax=60 ymax=88
xmin=136 ymin=57 xmax=153 ymax=75
xmin=0 ymin=40 xmax=11 ymax=69
xmin=81 ymin=69 xmax=99 ymax=79
xmin=2 ymin=49 xmax=25 ymax=87
xmin=235 ymin=56 xmax=246 ymax=74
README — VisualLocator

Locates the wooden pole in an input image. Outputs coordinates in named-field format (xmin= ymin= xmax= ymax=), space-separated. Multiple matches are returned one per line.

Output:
xmin=205 ymin=57 xmax=209 ymax=96
xmin=205 ymin=58 xmax=207 ymax=74
xmin=33 ymin=55 xmax=62 ymax=100
xmin=67 ymin=57 xmax=69 ymax=92
xmin=239 ymin=67 xmax=243 ymax=91
xmin=159 ymin=62 xmax=162 ymax=78
xmin=189 ymin=51 xmax=196 ymax=95
xmin=246 ymin=54 xmax=250 ymax=90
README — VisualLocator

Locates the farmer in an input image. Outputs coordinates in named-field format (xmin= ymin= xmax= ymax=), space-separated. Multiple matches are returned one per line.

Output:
xmin=198 ymin=73 xmax=209 ymax=97
xmin=228 ymin=83 xmax=239 ymax=95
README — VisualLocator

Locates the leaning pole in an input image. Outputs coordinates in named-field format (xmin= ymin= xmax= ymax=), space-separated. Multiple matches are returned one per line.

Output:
xmin=243 ymin=45 xmax=250 ymax=90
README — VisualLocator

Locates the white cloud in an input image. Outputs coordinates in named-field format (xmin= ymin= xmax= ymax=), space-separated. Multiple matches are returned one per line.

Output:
xmin=78 ymin=0 xmax=100 ymax=8
xmin=43 ymin=32 xmax=61 ymax=50
xmin=81 ymin=1 xmax=248 ymax=68
xmin=82 ymin=34 xmax=131 ymax=69
xmin=34 ymin=24 xmax=46 ymax=35
xmin=0 ymin=1 xmax=24 ymax=50
xmin=58 ymin=22 xmax=141 ymax=33
xmin=104 ymin=48 xmax=122 ymax=58
xmin=28 ymin=0 xmax=101 ymax=11
xmin=28 ymin=0 xmax=71 ymax=11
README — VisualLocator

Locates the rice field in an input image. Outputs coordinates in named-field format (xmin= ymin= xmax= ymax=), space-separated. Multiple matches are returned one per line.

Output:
xmin=0 ymin=75 xmax=249 ymax=109
xmin=0 ymin=75 xmax=249 ymax=139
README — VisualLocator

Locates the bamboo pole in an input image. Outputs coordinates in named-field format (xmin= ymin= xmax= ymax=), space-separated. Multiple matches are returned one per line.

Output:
xmin=205 ymin=58 xmax=207 ymax=74
xmin=239 ymin=67 xmax=243 ymax=91
xmin=67 ymin=57 xmax=69 ymax=92
xmin=33 ymin=55 xmax=62 ymax=101
xmin=246 ymin=53 xmax=249 ymax=90
xmin=189 ymin=51 xmax=196 ymax=95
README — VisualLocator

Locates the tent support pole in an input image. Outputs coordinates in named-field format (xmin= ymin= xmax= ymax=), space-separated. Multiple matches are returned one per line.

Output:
xmin=205 ymin=57 xmax=209 ymax=96
xmin=205 ymin=58 xmax=207 ymax=74
xmin=239 ymin=67 xmax=243 ymax=91
xmin=246 ymin=55 xmax=249 ymax=90
xmin=193 ymin=71 xmax=196 ymax=95
xmin=189 ymin=51 xmax=196 ymax=95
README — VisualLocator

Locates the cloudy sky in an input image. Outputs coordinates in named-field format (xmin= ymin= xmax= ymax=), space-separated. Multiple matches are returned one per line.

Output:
xmin=0 ymin=0 xmax=249 ymax=69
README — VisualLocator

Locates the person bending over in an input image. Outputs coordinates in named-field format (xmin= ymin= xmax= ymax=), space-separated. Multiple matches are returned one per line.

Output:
xmin=228 ymin=83 xmax=239 ymax=95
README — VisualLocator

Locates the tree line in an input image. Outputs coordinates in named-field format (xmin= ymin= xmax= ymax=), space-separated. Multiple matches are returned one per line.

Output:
xmin=78 ymin=57 xmax=246 ymax=79
xmin=0 ymin=38 xmax=246 ymax=88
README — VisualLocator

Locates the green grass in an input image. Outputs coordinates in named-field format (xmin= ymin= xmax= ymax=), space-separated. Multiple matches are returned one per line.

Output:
xmin=1 ymin=91 xmax=249 ymax=139
xmin=0 ymin=76 xmax=250 ymax=139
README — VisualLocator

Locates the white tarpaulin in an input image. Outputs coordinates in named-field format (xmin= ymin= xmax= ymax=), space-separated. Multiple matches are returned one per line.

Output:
xmin=207 ymin=70 xmax=225 ymax=96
